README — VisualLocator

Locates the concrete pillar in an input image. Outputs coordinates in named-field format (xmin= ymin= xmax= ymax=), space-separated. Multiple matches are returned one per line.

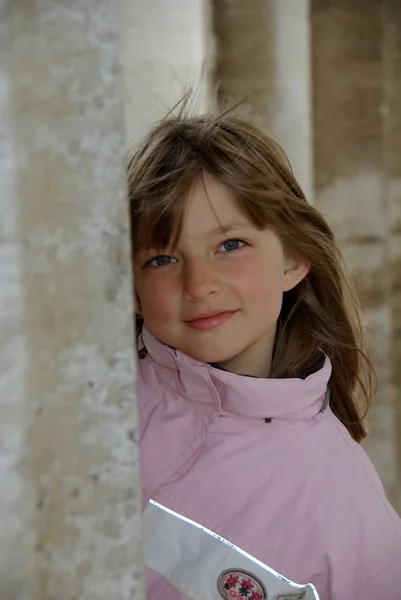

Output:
xmin=121 ymin=0 xmax=214 ymax=143
xmin=383 ymin=0 xmax=401 ymax=511
xmin=311 ymin=0 xmax=398 ymax=509
xmin=214 ymin=0 xmax=313 ymax=202
xmin=0 ymin=2 xmax=143 ymax=598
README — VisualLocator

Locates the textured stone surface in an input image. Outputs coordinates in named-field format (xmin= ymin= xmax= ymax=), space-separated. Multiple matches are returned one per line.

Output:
xmin=121 ymin=0 xmax=213 ymax=143
xmin=0 ymin=4 xmax=37 ymax=597
xmin=0 ymin=1 xmax=144 ymax=598
xmin=214 ymin=0 xmax=313 ymax=201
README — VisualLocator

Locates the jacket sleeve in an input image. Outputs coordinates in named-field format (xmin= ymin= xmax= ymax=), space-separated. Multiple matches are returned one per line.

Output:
xmin=324 ymin=415 xmax=401 ymax=600
xmin=341 ymin=547 xmax=401 ymax=600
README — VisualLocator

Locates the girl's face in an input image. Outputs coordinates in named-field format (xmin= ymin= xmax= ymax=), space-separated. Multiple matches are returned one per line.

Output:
xmin=134 ymin=173 xmax=308 ymax=377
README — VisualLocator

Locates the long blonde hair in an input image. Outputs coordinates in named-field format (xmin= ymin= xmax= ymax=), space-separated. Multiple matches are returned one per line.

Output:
xmin=127 ymin=103 xmax=375 ymax=442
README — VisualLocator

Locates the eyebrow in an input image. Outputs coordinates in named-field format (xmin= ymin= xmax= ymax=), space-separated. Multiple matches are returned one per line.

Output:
xmin=208 ymin=222 xmax=251 ymax=235
xmin=136 ymin=223 xmax=251 ymax=255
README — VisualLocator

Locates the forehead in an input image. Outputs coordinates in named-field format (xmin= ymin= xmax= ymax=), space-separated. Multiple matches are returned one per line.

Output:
xmin=182 ymin=173 xmax=252 ymax=239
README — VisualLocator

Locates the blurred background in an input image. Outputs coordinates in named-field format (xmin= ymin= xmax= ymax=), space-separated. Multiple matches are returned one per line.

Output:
xmin=122 ymin=0 xmax=401 ymax=512
xmin=1 ymin=1 xmax=400 ymax=597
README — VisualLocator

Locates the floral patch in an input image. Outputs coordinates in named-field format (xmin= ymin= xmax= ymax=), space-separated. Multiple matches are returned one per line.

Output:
xmin=217 ymin=569 xmax=267 ymax=600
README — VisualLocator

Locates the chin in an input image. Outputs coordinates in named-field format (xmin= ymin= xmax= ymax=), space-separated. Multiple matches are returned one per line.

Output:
xmin=181 ymin=341 xmax=241 ymax=366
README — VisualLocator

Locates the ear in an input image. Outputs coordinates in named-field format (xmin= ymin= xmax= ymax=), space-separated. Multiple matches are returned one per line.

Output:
xmin=283 ymin=253 xmax=310 ymax=292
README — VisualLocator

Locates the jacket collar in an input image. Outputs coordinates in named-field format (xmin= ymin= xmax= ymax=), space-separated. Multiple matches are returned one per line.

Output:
xmin=141 ymin=327 xmax=332 ymax=421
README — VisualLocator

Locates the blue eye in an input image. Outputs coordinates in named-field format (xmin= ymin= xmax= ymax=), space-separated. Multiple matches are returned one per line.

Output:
xmin=148 ymin=255 xmax=177 ymax=267
xmin=220 ymin=239 xmax=245 ymax=252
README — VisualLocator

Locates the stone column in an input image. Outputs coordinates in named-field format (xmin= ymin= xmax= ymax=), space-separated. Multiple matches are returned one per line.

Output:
xmin=383 ymin=0 xmax=401 ymax=511
xmin=214 ymin=0 xmax=313 ymax=202
xmin=0 ymin=2 xmax=144 ymax=598
xmin=121 ymin=0 xmax=214 ymax=143
xmin=311 ymin=0 xmax=398 ymax=509
xmin=0 ymin=4 xmax=36 ymax=596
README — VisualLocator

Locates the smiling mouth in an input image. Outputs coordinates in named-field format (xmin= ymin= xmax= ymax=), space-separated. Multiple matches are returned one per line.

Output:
xmin=185 ymin=310 xmax=237 ymax=331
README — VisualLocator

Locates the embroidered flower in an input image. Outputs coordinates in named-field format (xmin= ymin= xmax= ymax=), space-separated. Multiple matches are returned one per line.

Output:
xmin=251 ymin=592 xmax=263 ymax=600
xmin=225 ymin=574 xmax=240 ymax=589
xmin=241 ymin=578 xmax=255 ymax=590
xmin=239 ymin=577 xmax=255 ymax=596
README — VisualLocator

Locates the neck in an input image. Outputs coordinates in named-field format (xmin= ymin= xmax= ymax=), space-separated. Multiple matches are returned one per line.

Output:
xmin=217 ymin=329 xmax=275 ymax=378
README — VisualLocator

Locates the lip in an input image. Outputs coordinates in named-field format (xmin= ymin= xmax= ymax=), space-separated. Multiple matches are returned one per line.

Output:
xmin=185 ymin=310 xmax=237 ymax=331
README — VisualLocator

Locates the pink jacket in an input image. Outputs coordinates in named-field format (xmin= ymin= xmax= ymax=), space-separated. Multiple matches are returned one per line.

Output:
xmin=138 ymin=327 xmax=401 ymax=600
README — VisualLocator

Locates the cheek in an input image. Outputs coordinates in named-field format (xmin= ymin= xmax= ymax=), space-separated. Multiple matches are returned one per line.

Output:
xmin=141 ymin=296 xmax=170 ymax=322
xmin=231 ymin=256 xmax=284 ymax=302
xmin=135 ymin=274 xmax=178 ymax=321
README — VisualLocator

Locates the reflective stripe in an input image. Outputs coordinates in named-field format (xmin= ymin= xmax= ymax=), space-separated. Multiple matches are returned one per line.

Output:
xmin=144 ymin=499 xmax=320 ymax=600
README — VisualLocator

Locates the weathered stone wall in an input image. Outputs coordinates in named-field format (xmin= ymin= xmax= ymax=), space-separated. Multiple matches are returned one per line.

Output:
xmin=0 ymin=2 xmax=143 ymax=598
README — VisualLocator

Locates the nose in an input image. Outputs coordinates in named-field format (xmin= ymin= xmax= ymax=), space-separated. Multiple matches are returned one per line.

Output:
xmin=183 ymin=259 xmax=220 ymax=301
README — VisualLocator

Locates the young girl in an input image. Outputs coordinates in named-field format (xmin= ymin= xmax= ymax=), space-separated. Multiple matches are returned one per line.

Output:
xmin=128 ymin=104 xmax=401 ymax=600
